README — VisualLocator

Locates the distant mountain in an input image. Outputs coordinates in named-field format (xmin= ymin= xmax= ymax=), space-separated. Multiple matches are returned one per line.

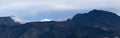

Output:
xmin=0 ymin=16 xmax=24 ymax=26
xmin=0 ymin=9 xmax=120 ymax=38
xmin=71 ymin=10 xmax=120 ymax=32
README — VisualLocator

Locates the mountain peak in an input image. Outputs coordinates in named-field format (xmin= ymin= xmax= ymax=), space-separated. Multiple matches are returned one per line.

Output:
xmin=88 ymin=9 xmax=118 ymax=16
xmin=71 ymin=9 xmax=120 ymax=24
xmin=0 ymin=16 xmax=25 ymax=26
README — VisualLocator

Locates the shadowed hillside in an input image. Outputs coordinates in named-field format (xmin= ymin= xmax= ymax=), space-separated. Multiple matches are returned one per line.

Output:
xmin=0 ymin=10 xmax=120 ymax=38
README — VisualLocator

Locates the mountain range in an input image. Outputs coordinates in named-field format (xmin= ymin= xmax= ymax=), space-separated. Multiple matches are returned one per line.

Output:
xmin=0 ymin=9 xmax=120 ymax=38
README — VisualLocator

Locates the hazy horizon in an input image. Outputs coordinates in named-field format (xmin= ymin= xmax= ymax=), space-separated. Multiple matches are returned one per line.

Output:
xmin=0 ymin=0 xmax=120 ymax=22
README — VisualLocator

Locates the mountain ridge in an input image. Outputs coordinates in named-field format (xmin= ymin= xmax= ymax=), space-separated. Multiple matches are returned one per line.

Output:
xmin=0 ymin=9 xmax=120 ymax=38
xmin=0 ymin=16 xmax=22 ymax=26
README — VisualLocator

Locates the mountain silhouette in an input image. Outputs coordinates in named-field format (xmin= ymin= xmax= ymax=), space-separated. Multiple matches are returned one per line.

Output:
xmin=0 ymin=16 xmax=23 ymax=26
xmin=71 ymin=10 xmax=120 ymax=32
xmin=0 ymin=9 xmax=120 ymax=38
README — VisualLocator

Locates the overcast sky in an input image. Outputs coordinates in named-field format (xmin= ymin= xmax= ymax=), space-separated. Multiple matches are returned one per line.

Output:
xmin=0 ymin=0 xmax=120 ymax=22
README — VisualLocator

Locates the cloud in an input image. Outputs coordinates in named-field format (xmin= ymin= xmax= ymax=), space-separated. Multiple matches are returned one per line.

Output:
xmin=0 ymin=0 xmax=120 ymax=21
xmin=40 ymin=19 xmax=52 ymax=22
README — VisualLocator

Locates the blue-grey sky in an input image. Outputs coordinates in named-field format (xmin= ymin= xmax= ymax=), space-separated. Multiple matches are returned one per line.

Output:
xmin=0 ymin=0 xmax=120 ymax=22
